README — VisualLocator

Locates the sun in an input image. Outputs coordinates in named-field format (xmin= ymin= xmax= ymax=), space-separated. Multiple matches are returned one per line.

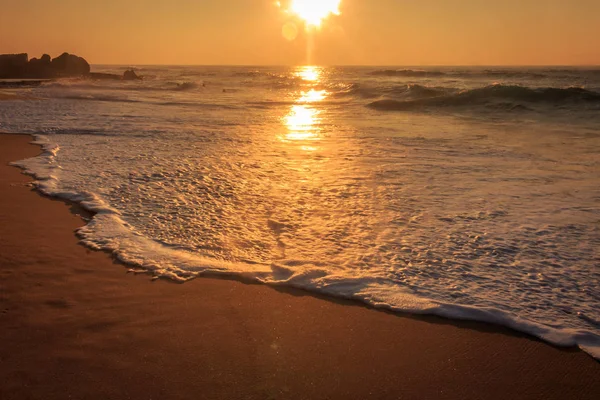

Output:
xmin=286 ymin=0 xmax=342 ymax=27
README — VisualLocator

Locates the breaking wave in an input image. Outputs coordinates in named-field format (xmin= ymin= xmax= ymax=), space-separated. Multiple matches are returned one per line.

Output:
xmin=371 ymin=69 xmax=447 ymax=77
xmin=54 ymin=93 xmax=142 ymax=103
xmin=8 ymin=134 xmax=600 ymax=360
xmin=334 ymin=83 xmax=455 ymax=101
xmin=3 ymin=64 xmax=600 ymax=360
xmin=41 ymin=79 xmax=202 ymax=93
xmin=368 ymin=85 xmax=600 ymax=112
xmin=371 ymin=68 xmax=600 ymax=80
xmin=172 ymin=81 xmax=200 ymax=91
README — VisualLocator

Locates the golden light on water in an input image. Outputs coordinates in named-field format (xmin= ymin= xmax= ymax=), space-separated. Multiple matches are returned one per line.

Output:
xmin=296 ymin=65 xmax=321 ymax=81
xmin=281 ymin=66 xmax=328 ymax=146
xmin=298 ymin=89 xmax=327 ymax=102
xmin=285 ymin=105 xmax=319 ymax=137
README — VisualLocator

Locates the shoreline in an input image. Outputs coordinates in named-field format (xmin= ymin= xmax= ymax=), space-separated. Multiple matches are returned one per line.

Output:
xmin=1 ymin=133 xmax=599 ymax=399
xmin=10 ymin=132 xmax=600 ymax=359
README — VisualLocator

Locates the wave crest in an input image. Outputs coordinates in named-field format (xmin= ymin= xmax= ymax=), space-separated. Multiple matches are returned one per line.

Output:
xmin=371 ymin=68 xmax=600 ymax=80
xmin=172 ymin=81 xmax=199 ymax=91
xmin=371 ymin=69 xmax=447 ymax=77
xmin=368 ymin=85 xmax=600 ymax=112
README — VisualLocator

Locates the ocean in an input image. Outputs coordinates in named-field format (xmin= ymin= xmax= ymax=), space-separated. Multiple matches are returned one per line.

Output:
xmin=1 ymin=65 xmax=599 ymax=358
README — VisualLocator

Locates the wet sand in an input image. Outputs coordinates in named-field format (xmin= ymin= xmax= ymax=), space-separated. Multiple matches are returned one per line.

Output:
xmin=1 ymin=133 xmax=598 ymax=400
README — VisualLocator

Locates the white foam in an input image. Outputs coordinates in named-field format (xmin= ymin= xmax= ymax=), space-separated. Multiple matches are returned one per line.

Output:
xmin=6 ymin=133 xmax=600 ymax=360
xmin=2 ymin=65 xmax=600 ymax=361
xmin=10 ymin=135 xmax=120 ymax=215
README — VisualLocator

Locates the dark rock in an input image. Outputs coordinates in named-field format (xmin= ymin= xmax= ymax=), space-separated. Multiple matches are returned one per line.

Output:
xmin=0 ymin=52 xmax=91 ymax=79
xmin=123 ymin=70 xmax=141 ymax=80
xmin=0 ymin=53 xmax=29 ymax=78
xmin=28 ymin=54 xmax=53 ymax=77
xmin=30 ymin=54 xmax=51 ymax=65
xmin=0 ymin=53 xmax=29 ymax=67
xmin=51 ymin=52 xmax=90 ymax=76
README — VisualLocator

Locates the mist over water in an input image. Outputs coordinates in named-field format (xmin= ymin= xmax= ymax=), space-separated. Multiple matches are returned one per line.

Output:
xmin=1 ymin=66 xmax=599 ymax=358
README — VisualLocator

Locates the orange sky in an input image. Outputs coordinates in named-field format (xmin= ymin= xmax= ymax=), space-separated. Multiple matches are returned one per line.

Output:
xmin=1 ymin=0 xmax=599 ymax=65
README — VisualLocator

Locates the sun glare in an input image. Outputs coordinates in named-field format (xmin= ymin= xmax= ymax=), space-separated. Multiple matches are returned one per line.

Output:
xmin=296 ymin=66 xmax=321 ymax=81
xmin=299 ymin=89 xmax=327 ymax=103
xmin=285 ymin=105 xmax=319 ymax=133
xmin=287 ymin=0 xmax=342 ymax=27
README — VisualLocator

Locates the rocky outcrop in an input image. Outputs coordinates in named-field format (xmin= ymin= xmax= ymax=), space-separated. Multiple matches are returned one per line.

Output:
xmin=27 ymin=54 xmax=53 ymax=77
xmin=29 ymin=54 xmax=51 ymax=65
xmin=0 ymin=52 xmax=143 ymax=81
xmin=123 ymin=69 xmax=141 ymax=80
xmin=0 ymin=52 xmax=90 ymax=79
xmin=50 ymin=53 xmax=90 ymax=76
xmin=0 ymin=54 xmax=29 ymax=78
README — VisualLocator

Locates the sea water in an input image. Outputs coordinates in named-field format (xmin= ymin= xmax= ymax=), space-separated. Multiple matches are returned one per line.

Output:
xmin=1 ymin=66 xmax=599 ymax=358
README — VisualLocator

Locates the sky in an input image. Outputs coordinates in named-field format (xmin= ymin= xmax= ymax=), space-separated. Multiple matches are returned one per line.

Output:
xmin=1 ymin=0 xmax=599 ymax=65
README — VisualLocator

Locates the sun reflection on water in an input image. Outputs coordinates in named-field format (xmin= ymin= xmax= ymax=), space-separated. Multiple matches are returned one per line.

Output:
xmin=281 ymin=66 xmax=329 ymax=148
xmin=299 ymin=89 xmax=328 ymax=103
xmin=296 ymin=66 xmax=321 ymax=82
xmin=284 ymin=105 xmax=320 ymax=141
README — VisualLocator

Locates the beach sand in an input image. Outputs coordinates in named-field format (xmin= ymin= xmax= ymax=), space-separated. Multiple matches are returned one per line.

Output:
xmin=1 ymin=134 xmax=598 ymax=400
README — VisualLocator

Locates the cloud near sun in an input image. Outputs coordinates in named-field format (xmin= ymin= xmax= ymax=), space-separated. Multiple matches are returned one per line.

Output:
xmin=276 ymin=0 xmax=342 ymax=27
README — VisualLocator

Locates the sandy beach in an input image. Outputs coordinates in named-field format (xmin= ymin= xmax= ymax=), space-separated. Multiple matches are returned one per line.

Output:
xmin=0 ymin=133 xmax=599 ymax=400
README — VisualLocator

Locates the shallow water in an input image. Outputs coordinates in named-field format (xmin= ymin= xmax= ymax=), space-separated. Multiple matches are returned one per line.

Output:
xmin=1 ymin=66 xmax=599 ymax=358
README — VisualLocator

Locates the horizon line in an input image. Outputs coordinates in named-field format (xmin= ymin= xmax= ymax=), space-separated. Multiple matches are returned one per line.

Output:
xmin=89 ymin=63 xmax=600 ymax=68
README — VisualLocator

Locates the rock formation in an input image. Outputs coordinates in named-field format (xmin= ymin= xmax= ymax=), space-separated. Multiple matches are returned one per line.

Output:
xmin=50 ymin=53 xmax=90 ymax=76
xmin=27 ymin=54 xmax=53 ymax=77
xmin=0 ymin=52 xmax=142 ymax=81
xmin=0 ymin=52 xmax=90 ymax=79
xmin=0 ymin=54 xmax=29 ymax=78
xmin=123 ymin=69 xmax=141 ymax=80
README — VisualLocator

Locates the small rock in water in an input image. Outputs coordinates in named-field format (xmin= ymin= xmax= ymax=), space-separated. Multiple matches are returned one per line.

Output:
xmin=123 ymin=69 xmax=142 ymax=80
